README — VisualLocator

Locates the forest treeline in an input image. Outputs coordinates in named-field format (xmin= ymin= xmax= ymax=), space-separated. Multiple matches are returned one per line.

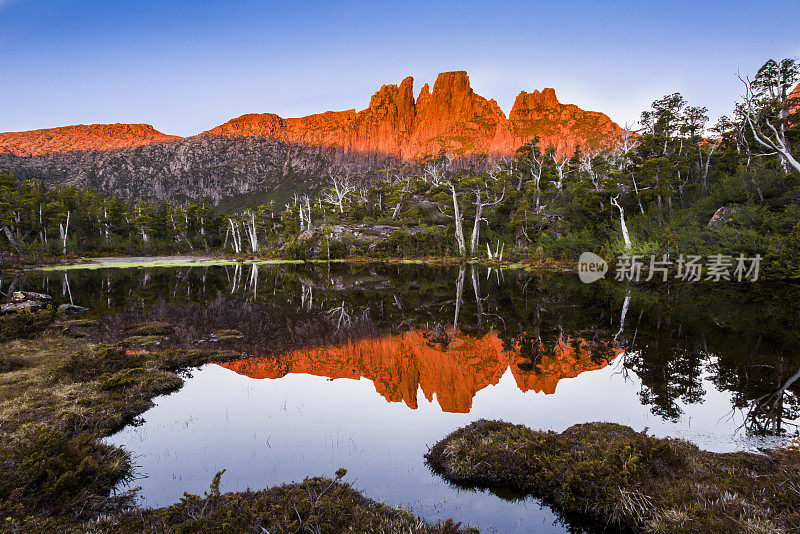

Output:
xmin=1 ymin=58 xmax=799 ymax=277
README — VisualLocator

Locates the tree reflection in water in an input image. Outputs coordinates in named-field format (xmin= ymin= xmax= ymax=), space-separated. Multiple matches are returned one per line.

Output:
xmin=12 ymin=262 xmax=800 ymax=436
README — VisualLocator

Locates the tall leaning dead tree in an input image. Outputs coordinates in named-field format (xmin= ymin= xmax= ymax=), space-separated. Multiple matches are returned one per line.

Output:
xmin=610 ymin=195 xmax=632 ymax=251
xmin=427 ymin=161 xmax=468 ymax=257
xmin=391 ymin=174 xmax=412 ymax=220
xmin=295 ymin=194 xmax=312 ymax=231
xmin=226 ymin=218 xmax=242 ymax=254
xmin=449 ymin=182 xmax=467 ymax=256
xmin=738 ymin=59 xmax=800 ymax=174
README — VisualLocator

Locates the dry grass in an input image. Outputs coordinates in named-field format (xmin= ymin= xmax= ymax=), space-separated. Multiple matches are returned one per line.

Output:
xmin=426 ymin=419 xmax=800 ymax=533
xmin=89 ymin=472 xmax=466 ymax=534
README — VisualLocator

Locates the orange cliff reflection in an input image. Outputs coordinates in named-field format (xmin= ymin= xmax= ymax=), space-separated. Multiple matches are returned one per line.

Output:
xmin=218 ymin=330 xmax=623 ymax=413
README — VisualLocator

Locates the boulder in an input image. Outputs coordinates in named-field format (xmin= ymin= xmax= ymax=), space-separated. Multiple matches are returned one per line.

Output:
xmin=296 ymin=224 xmax=441 ymax=254
xmin=1 ymin=300 xmax=47 ymax=314
xmin=708 ymin=206 xmax=740 ymax=226
xmin=11 ymin=291 xmax=52 ymax=303
xmin=58 ymin=304 xmax=89 ymax=316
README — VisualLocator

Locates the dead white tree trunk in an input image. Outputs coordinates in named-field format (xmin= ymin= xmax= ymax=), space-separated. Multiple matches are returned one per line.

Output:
xmin=450 ymin=183 xmax=466 ymax=256
xmin=322 ymin=172 xmax=355 ymax=213
xmin=423 ymin=162 xmax=447 ymax=185
xmin=170 ymin=212 xmax=193 ymax=251
xmin=552 ymin=154 xmax=568 ymax=190
xmin=469 ymin=184 xmax=504 ymax=256
xmin=103 ymin=206 xmax=109 ymax=241
xmin=610 ymin=195 xmax=631 ymax=251
xmin=581 ymin=152 xmax=602 ymax=192
xmin=199 ymin=215 xmax=208 ymax=250
xmin=58 ymin=211 xmax=70 ymax=256
xmin=295 ymin=194 xmax=310 ymax=232
xmin=39 ymin=204 xmax=48 ymax=245
xmin=391 ymin=175 xmax=411 ymax=219
xmin=699 ymin=141 xmax=718 ymax=190
xmin=244 ymin=211 xmax=258 ymax=252
xmin=531 ymin=152 xmax=544 ymax=211
xmin=1 ymin=226 xmax=22 ymax=253
xmin=228 ymin=218 xmax=242 ymax=254
xmin=137 ymin=206 xmax=149 ymax=243
xmin=612 ymin=125 xmax=645 ymax=214
xmin=486 ymin=240 xmax=504 ymax=261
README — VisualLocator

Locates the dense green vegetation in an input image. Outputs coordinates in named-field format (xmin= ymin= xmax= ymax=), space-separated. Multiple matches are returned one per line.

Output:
xmin=1 ymin=59 xmax=798 ymax=278
xmin=0 ymin=173 xmax=226 ymax=257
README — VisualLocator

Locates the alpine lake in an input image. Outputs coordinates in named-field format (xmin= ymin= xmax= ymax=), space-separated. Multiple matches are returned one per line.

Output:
xmin=16 ymin=258 xmax=800 ymax=533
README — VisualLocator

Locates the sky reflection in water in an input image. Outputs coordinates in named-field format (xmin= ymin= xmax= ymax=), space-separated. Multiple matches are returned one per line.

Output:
xmin=15 ymin=262 xmax=799 ymax=533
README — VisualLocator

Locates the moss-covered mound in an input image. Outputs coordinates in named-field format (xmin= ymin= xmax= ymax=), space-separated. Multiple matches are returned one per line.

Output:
xmin=0 ymin=308 xmax=56 ymax=342
xmin=94 ymin=472 xmax=465 ymax=534
xmin=426 ymin=419 xmax=800 ymax=533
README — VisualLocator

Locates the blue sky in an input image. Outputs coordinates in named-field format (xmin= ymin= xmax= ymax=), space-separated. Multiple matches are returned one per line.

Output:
xmin=1 ymin=0 xmax=798 ymax=136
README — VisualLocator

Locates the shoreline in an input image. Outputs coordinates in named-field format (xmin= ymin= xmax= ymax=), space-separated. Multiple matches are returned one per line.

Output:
xmin=16 ymin=253 xmax=575 ymax=272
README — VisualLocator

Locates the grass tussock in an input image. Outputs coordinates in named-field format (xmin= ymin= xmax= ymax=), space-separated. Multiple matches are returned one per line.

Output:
xmin=426 ymin=419 xmax=800 ymax=533
xmin=0 ymin=308 xmax=56 ymax=342
xmin=123 ymin=320 xmax=171 ymax=336
xmin=0 ymin=416 xmax=135 ymax=529
xmin=93 ymin=471 xmax=467 ymax=534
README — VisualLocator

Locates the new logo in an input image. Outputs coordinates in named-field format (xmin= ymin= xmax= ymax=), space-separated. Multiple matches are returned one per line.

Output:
xmin=578 ymin=252 xmax=608 ymax=283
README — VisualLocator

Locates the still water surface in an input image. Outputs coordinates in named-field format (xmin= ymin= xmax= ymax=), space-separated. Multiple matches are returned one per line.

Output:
xmin=18 ymin=261 xmax=800 ymax=532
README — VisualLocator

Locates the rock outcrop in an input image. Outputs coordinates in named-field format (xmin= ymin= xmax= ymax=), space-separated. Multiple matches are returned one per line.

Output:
xmin=708 ymin=205 xmax=740 ymax=226
xmin=2 ymin=291 xmax=53 ymax=314
xmin=0 ymin=123 xmax=180 ymax=157
xmin=508 ymin=88 xmax=623 ymax=156
xmin=203 ymin=71 xmax=623 ymax=159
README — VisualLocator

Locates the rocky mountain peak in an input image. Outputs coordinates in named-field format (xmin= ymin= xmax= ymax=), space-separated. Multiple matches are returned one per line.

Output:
xmin=511 ymin=88 xmax=560 ymax=112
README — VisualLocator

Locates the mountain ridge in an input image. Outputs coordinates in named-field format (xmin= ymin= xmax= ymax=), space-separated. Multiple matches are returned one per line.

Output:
xmin=1 ymin=71 xmax=624 ymax=160
xmin=203 ymin=71 xmax=624 ymax=158
xmin=0 ymin=123 xmax=180 ymax=157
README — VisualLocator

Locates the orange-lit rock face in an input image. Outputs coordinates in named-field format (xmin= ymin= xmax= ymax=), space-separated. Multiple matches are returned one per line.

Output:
xmin=219 ymin=330 xmax=621 ymax=413
xmin=508 ymin=88 xmax=623 ymax=156
xmin=0 ymin=123 xmax=181 ymax=157
xmin=1 ymin=72 xmax=622 ymax=159
xmin=407 ymin=71 xmax=511 ymax=158
xmin=202 ymin=71 xmax=623 ymax=159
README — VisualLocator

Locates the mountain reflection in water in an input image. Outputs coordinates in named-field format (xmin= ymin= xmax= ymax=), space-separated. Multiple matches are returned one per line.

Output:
xmin=10 ymin=262 xmax=800 ymax=533
xmin=221 ymin=330 xmax=621 ymax=413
